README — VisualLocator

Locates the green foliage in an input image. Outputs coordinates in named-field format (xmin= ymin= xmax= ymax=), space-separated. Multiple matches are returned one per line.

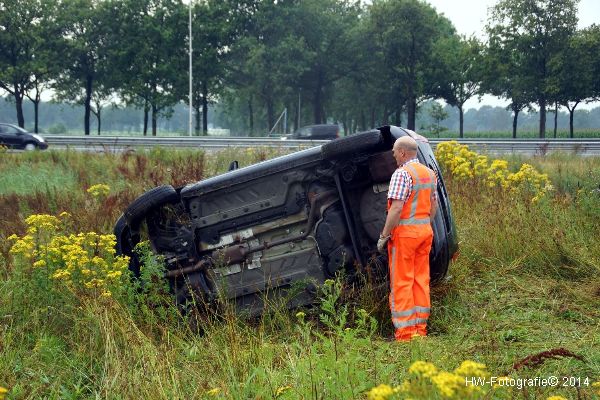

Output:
xmin=47 ymin=123 xmax=68 ymax=134
xmin=428 ymin=102 xmax=449 ymax=136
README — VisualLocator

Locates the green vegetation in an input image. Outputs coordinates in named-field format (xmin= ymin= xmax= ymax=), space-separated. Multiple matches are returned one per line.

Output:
xmin=0 ymin=148 xmax=599 ymax=399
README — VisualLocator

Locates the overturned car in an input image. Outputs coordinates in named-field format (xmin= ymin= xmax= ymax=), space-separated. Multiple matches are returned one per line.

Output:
xmin=114 ymin=126 xmax=458 ymax=315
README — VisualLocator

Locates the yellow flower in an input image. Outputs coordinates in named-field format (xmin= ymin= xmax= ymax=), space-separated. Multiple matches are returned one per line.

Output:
xmin=33 ymin=259 xmax=47 ymax=268
xmin=206 ymin=387 xmax=220 ymax=396
xmin=296 ymin=311 xmax=306 ymax=320
xmin=546 ymin=396 xmax=568 ymax=400
xmin=367 ymin=384 xmax=395 ymax=400
xmin=0 ymin=386 xmax=8 ymax=400
xmin=454 ymin=360 xmax=488 ymax=378
xmin=87 ymin=184 xmax=110 ymax=198
xmin=408 ymin=361 xmax=438 ymax=378
xmin=430 ymin=372 xmax=465 ymax=398
xmin=59 ymin=211 xmax=71 ymax=218
xmin=275 ymin=385 xmax=292 ymax=397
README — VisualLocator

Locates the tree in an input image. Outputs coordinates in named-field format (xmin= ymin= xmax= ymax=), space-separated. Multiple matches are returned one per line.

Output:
xmin=0 ymin=0 xmax=58 ymax=129
xmin=487 ymin=0 xmax=578 ymax=138
xmin=428 ymin=102 xmax=448 ymax=137
xmin=369 ymin=0 xmax=455 ymax=131
xmin=482 ymin=31 xmax=531 ymax=138
xmin=551 ymin=25 xmax=600 ymax=137
xmin=53 ymin=0 xmax=115 ymax=136
xmin=112 ymin=0 xmax=187 ymax=136
xmin=435 ymin=35 xmax=484 ymax=138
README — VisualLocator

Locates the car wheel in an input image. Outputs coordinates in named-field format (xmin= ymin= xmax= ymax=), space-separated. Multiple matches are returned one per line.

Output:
xmin=124 ymin=185 xmax=180 ymax=226
xmin=24 ymin=143 xmax=37 ymax=151
xmin=114 ymin=213 xmax=142 ymax=276
xmin=321 ymin=130 xmax=384 ymax=159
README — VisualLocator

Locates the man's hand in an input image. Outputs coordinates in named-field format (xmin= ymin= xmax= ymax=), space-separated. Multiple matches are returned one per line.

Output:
xmin=377 ymin=235 xmax=390 ymax=253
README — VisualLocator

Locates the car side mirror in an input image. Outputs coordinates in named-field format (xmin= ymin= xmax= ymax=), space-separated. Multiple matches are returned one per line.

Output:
xmin=228 ymin=160 xmax=239 ymax=171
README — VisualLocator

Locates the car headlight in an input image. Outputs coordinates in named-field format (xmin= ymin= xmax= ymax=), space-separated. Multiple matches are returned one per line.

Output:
xmin=31 ymin=134 xmax=45 ymax=142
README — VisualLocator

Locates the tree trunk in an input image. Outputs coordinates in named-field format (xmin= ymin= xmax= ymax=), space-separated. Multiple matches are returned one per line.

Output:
xmin=202 ymin=81 xmax=208 ymax=135
xmin=512 ymin=108 xmax=519 ymax=139
xmin=459 ymin=105 xmax=464 ymax=139
xmin=194 ymin=105 xmax=201 ymax=136
xmin=538 ymin=97 xmax=546 ymax=138
xmin=33 ymin=100 xmax=39 ymax=133
xmin=553 ymin=102 xmax=558 ymax=138
xmin=97 ymin=108 xmax=101 ymax=135
xmin=569 ymin=110 xmax=574 ymax=138
xmin=14 ymin=89 xmax=25 ymax=128
xmin=266 ymin=99 xmax=275 ymax=134
xmin=407 ymin=96 xmax=416 ymax=131
xmin=567 ymin=101 xmax=579 ymax=138
xmin=143 ymin=104 xmax=149 ymax=136
xmin=248 ymin=96 xmax=254 ymax=136
xmin=151 ymin=103 xmax=157 ymax=136
xmin=84 ymin=76 xmax=93 ymax=136
xmin=395 ymin=105 xmax=402 ymax=127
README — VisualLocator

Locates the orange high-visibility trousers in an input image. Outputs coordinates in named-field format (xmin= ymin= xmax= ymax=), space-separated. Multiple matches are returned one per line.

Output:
xmin=388 ymin=228 xmax=433 ymax=341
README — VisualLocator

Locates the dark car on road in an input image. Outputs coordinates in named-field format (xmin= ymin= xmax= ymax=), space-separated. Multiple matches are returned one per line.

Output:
xmin=0 ymin=123 xmax=48 ymax=150
xmin=114 ymin=126 xmax=458 ymax=315
xmin=281 ymin=124 xmax=340 ymax=141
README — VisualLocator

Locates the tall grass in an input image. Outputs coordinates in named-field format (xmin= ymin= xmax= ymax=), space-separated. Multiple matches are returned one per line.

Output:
xmin=0 ymin=149 xmax=598 ymax=399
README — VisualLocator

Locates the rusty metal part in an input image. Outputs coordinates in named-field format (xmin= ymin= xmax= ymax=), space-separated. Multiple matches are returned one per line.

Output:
xmin=165 ymin=258 xmax=211 ymax=278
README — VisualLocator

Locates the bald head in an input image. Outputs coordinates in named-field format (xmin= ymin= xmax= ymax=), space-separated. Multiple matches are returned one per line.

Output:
xmin=394 ymin=136 xmax=418 ymax=154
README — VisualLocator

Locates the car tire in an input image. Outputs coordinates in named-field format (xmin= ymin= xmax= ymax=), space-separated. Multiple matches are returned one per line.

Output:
xmin=124 ymin=185 xmax=180 ymax=226
xmin=321 ymin=130 xmax=384 ymax=159
xmin=24 ymin=143 xmax=37 ymax=151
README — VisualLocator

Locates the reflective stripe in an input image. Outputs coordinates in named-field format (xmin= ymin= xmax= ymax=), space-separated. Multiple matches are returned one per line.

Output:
xmin=398 ymin=217 xmax=430 ymax=225
xmin=405 ymin=164 xmax=419 ymax=220
xmin=391 ymin=306 xmax=431 ymax=317
xmin=393 ymin=317 xmax=428 ymax=329
xmin=390 ymin=246 xmax=397 ymax=312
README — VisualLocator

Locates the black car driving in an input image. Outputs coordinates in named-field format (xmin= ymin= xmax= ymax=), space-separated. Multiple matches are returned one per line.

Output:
xmin=0 ymin=123 xmax=48 ymax=150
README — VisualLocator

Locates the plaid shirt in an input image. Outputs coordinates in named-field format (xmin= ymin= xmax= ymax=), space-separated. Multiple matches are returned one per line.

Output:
xmin=388 ymin=158 xmax=438 ymax=202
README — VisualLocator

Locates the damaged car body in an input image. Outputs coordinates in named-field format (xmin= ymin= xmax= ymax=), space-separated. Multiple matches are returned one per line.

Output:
xmin=114 ymin=126 xmax=459 ymax=315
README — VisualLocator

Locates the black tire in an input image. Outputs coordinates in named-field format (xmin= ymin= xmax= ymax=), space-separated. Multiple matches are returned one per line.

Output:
xmin=24 ymin=142 xmax=37 ymax=151
xmin=114 ymin=213 xmax=142 ymax=276
xmin=321 ymin=130 xmax=384 ymax=159
xmin=124 ymin=185 xmax=180 ymax=225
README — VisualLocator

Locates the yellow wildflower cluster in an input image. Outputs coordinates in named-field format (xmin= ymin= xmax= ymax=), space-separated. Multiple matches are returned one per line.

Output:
xmin=367 ymin=360 xmax=493 ymax=399
xmin=435 ymin=141 xmax=553 ymax=200
xmin=87 ymin=183 xmax=111 ymax=199
xmin=0 ymin=386 xmax=7 ymax=400
xmin=367 ymin=384 xmax=397 ymax=400
xmin=8 ymin=213 xmax=129 ymax=298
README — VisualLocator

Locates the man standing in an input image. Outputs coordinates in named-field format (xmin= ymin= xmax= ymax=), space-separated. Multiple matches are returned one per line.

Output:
xmin=377 ymin=136 xmax=437 ymax=342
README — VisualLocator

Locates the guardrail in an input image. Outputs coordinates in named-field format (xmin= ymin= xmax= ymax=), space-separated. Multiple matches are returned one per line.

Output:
xmin=43 ymin=135 xmax=600 ymax=155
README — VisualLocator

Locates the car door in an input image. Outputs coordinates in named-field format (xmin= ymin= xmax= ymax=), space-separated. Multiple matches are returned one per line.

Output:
xmin=0 ymin=125 xmax=22 ymax=148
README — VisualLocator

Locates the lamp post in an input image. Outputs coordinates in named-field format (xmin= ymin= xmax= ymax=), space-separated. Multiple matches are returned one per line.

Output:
xmin=188 ymin=0 xmax=193 ymax=136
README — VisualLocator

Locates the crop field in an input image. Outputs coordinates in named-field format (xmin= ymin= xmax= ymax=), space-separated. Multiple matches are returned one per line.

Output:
xmin=0 ymin=146 xmax=599 ymax=399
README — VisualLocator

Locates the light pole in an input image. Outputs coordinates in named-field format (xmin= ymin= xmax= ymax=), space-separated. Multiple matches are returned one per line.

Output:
xmin=188 ymin=0 xmax=193 ymax=136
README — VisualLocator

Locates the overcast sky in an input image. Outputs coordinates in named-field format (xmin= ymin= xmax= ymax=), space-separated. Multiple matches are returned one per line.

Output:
xmin=425 ymin=0 xmax=600 ymax=109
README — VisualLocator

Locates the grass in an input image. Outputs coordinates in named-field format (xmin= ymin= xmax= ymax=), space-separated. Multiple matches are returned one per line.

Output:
xmin=0 ymin=148 xmax=599 ymax=399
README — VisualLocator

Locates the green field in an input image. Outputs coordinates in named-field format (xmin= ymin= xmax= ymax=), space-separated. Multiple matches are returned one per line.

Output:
xmin=0 ymin=148 xmax=598 ymax=399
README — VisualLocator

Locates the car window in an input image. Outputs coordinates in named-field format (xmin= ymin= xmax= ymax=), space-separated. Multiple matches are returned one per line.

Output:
xmin=297 ymin=127 xmax=311 ymax=137
xmin=2 ymin=126 xmax=19 ymax=134
xmin=0 ymin=126 xmax=5 ymax=134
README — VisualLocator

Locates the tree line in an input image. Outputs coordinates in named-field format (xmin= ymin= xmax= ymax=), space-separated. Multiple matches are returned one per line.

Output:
xmin=1 ymin=0 xmax=599 ymax=138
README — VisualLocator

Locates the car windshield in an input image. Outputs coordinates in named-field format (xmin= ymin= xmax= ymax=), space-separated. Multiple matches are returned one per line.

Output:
xmin=1 ymin=124 xmax=27 ymax=134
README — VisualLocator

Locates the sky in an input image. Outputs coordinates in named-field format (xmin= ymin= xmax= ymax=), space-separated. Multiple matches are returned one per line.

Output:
xmin=425 ymin=0 xmax=600 ymax=110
